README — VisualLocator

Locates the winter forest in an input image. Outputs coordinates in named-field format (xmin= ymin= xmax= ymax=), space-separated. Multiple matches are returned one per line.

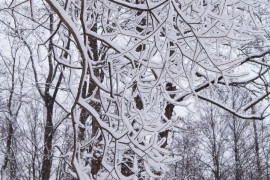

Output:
xmin=1 ymin=0 xmax=270 ymax=179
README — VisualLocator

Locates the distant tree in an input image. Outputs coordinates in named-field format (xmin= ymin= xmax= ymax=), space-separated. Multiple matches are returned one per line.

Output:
xmin=199 ymin=92 xmax=230 ymax=180
xmin=0 ymin=37 xmax=28 ymax=179
xmin=223 ymin=88 xmax=254 ymax=180
xmin=166 ymin=117 xmax=205 ymax=180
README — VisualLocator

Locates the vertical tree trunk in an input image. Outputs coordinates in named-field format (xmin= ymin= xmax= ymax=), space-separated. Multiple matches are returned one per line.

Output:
xmin=41 ymin=100 xmax=54 ymax=180
xmin=251 ymin=106 xmax=262 ymax=180
xmin=233 ymin=129 xmax=241 ymax=180
xmin=210 ymin=106 xmax=220 ymax=180
xmin=267 ymin=154 xmax=269 ymax=180
xmin=232 ymin=97 xmax=241 ymax=180
xmin=78 ymin=19 xmax=103 ymax=178
xmin=267 ymin=156 xmax=269 ymax=180
xmin=1 ymin=122 xmax=14 ymax=180
xmin=160 ymin=83 xmax=176 ymax=148
xmin=41 ymin=13 xmax=59 ymax=180
xmin=253 ymin=119 xmax=262 ymax=180
xmin=88 ymin=22 xmax=103 ymax=178
xmin=1 ymin=57 xmax=17 ymax=180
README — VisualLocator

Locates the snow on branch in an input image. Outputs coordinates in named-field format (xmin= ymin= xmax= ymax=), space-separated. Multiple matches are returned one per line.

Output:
xmin=44 ymin=0 xmax=270 ymax=178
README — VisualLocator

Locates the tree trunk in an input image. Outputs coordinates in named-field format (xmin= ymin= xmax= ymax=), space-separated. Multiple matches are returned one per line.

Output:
xmin=41 ymin=13 xmax=59 ymax=180
xmin=41 ymin=100 xmax=54 ymax=180
xmin=232 ymin=97 xmax=241 ymax=180
xmin=233 ymin=127 xmax=241 ymax=180
xmin=78 ymin=20 xmax=103 ymax=178
xmin=1 ymin=57 xmax=17 ymax=180
xmin=210 ymin=107 xmax=220 ymax=180
xmin=1 ymin=122 xmax=14 ymax=180
xmin=253 ymin=119 xmax=262 ymax=180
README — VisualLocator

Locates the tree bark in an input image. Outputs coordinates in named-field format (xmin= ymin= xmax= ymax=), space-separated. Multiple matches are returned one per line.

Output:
xmin=41 ymin=99 xmax=54 ymax=180
xmin=232 ymin=97 xmax=241 ymax=180
xmin=233 ymin=121 xmax=241 ymax=180
xmin=253 ymin=119 xmax=262 ymax=180
xmin=41 ymin=13 xmax=64 ymax=180
xmin=1 ymin=122 xmax=14 ymax=180
xmin=1 ymin=56 xmax=18 ymax=180
xmin=78 ymin=20 xmax=103 ymax=178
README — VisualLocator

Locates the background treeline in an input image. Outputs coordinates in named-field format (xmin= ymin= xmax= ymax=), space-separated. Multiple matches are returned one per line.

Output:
xmin=166 ymin=88 xmax=270 ymax=180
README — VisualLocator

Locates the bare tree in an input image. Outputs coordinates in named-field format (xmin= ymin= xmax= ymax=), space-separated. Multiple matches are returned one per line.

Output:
xmin=0 ymin=37 xmax=29 ymax=179
xmin=0 ymin=2 xmax=72 ymax=179
xmin=166 ymin=117 xmax=205 ymax=180
xmin=223 ymin=88 xmax=255 ymax=180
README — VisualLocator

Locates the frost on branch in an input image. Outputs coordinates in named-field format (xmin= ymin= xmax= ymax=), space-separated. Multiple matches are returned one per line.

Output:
xmin=44 ymin=0 xmax=269 ymax=179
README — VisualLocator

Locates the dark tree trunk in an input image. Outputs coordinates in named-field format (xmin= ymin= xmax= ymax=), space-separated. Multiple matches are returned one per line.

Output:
xmin=160 ymin=83 xmax=176 ymax=148
xmin=253 ymin=119 xmax=262 ymax=180
xmin=89 ymin=22 xmax=103 ymax=177
xmin=41 ymin=99 xmax=54 ymax=180
xmin=210 ymin=107 xmax=220 ymax=180
xmin=1 ymin=122 xmax=15 ymax=179
xmin=41 ymin=13 xmax=64 ymax=180
xmin=233 ymin=126 xmax=241 ymax=180
xmin=232 ymin=98 xmax=241 ymax=180
xmin=78 ymin=20 xmax=103 ymax=178
xmin=40 ymin=13 xmax=55 ymax=180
